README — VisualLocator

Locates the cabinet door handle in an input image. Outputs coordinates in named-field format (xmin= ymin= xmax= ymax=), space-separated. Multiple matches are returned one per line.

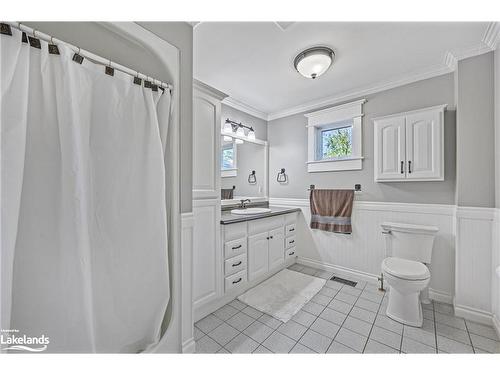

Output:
xmin=231 ymin=244 xmax=242 ymax=250
xmin=232 ymin=278 xmax=242 ymax=284
xmin=266 ymin=237 xmax=269 ymax=240
xmin=289 ymin=240 xmax=295 ymax=244
xmin=232 ymin=261 xmax=242 ymax=267
xmin=289 ymin=228 xmax=295 ymax=232
xmin=289 ymin=251 xmax=295 ymax=256
xmin=408 ymin=160 xmax=412 ymax=174
xmin=400 ymin=160 xmax=404 ymax=174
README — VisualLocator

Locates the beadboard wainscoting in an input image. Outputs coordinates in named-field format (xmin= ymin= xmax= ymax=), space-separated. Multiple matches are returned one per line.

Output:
xmin=454 ymin=207 xmax=496 ymax=325
xmin=181 ymin=212 xmax=195 ymax=353
xmin=269 ymin=198 xmax=456 ymax=304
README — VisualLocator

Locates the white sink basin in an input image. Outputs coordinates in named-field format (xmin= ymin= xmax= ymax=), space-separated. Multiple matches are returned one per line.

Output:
xmin=231 ymin=207 xmax=272 ymax=215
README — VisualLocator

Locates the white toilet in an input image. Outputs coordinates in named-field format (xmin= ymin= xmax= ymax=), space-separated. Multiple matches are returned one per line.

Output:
xmin=380 ymin=222 xmax=439 ymax=327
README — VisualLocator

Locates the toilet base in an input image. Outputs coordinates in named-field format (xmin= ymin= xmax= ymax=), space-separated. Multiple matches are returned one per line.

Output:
xmin=385 ymin=287 xmax=423 ymax=327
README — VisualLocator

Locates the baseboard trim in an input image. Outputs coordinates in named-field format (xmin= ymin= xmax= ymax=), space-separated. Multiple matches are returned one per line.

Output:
xmin=182 ymin=337 xmax=196 ymax=353
xmin=429 ymin=288 xmax=453 ymax=304
xmin=297 ymin=256 xmax=379 ymax=284
xmin=454 ymin=303 xmax=494 ymax=326
xmin=493 ymin=314 xmax=500 ymax=338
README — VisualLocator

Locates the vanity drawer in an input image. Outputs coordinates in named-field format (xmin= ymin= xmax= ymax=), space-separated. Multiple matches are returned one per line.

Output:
xmin=224 ymin=237 xmax=247 ymax=259
xmin=285 ymin=223 xmax=296 ymax=236
xmin=225 ymin=270 xmax=247 ymax=292
xmin=224 ymin=253 xmax=247 ymax=276
xmin=224 ymin=222 xmax=247 ymax=241
xmin=285 ymin=235 xmax=296 ymax=249
xmin=285 ymin=247 xmax=297 ymax=259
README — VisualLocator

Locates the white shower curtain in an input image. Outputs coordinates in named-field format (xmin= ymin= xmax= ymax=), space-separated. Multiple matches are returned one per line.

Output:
xmin=1 ymin=27 xmax=171 ymax=353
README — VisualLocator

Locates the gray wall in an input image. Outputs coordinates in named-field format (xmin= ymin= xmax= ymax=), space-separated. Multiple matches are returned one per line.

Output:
xmin=26 ymin=22 xmax=194 ymax=213
xmin=220 ymin=104 xmax=268 ymax=198
xmin=456 ymin=52 xmax=495 ymax=208
xmin=139 ymin=22 xmax=193 ymax=213
xmin=268 ymin=73 xmax=456 ymax=204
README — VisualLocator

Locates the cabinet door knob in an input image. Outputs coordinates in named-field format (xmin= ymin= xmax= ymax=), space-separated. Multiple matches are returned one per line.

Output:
xmin=232 ymin=261 xmax=242 ymax=267
xmin=232 ymin=278 xmax=242 ymax=284
xmin=266 ymin=237 xmax=269 ymax=240
xmin=269 ymin=236 xmax=273 ymax=239
xmin=400 ymin=160 xmax=404 ymax=174
xmin=232 ymin=244 xmax=242 ymax=250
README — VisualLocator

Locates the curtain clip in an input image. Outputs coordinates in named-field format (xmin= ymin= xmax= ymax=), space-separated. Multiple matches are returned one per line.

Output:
xmin=0 ymin=23 xmax=12 ymax=36
xmin=105 ymin=59 xmax=114 ymax=76
xmin=28 ymin=29 xmax=41 ymax=49
xmin=72 ymin=46 xmax=84 ymax=64
xmin=48 ymin=36 xmax=60 ymax=55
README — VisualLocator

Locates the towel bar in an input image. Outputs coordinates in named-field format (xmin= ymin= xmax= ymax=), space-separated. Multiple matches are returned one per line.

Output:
xmin=308 ymin=184 xmax=361 ymax=192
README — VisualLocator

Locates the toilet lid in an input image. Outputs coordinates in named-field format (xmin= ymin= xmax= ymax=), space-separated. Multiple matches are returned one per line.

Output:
xmin=382 ymin=257 xmax=430 ymax=281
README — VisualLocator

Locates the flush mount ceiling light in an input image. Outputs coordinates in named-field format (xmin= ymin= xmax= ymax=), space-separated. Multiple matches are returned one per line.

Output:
xmin=294 ymin=46 xmax=335 ymax=79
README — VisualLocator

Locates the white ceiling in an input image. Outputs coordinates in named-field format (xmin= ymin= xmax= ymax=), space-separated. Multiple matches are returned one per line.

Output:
xmin=193 ymin=22 xmax=494 ymax=119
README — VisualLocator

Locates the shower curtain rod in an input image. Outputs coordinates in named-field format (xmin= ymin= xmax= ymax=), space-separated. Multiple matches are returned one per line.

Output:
xmin=4 ymin=22 xmax=173 ymax=91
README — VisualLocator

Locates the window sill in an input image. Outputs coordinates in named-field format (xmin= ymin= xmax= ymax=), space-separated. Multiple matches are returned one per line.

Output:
xmin=306 ymin=157 xmax=363 ymax=172
xmin=221 ymin=169 xmax=238 ymax=178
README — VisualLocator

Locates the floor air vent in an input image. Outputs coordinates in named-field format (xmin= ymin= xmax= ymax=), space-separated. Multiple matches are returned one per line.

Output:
xmin=330 ymin=276 xmax=357 ymax=287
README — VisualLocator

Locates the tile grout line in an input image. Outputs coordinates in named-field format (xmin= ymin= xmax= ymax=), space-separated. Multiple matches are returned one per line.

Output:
xmin=463 ymin=320 xmax=476 ymax=354
xmin=360 ymin=288 xmax=387 ymax=353
xmin=288 ymin=274 xmax=344 ymax=353
xmin=324 ymin=279 xmax=375 ymax=353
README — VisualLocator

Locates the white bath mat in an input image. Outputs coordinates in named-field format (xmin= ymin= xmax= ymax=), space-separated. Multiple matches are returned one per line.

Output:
xmin=237 ymin=268 xmax=326 ymax=323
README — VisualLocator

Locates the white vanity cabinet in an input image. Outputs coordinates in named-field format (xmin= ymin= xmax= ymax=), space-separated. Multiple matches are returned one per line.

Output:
xmin=374 ymin=105 xmax=446 ymax=182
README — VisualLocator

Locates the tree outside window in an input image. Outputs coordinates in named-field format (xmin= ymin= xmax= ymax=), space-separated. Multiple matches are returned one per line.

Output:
xmin=321 ymin=126 xmax=352 ymax=159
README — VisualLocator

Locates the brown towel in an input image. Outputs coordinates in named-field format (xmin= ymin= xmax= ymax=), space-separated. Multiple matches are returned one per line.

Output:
xmin=221 ymin=188 xmax=234 ymax=200
xmin=310 ymin=189 xmax=354 ymax=234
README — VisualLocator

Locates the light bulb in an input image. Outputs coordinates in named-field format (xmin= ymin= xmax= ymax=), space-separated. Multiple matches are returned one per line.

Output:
xmin=236 ymin=127 xmax=245 ymax=137
xmin=223 ymin=121 xmax=232 ymax=133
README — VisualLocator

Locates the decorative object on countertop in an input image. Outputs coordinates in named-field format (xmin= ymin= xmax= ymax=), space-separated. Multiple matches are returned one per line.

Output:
xmin=276 ymin=168 xmax=288 ymax=183
xmin=221 ymin=186 xmax=235 ymax=200
xmin=309 ymin=188 xmax=354 ymax=234
xmin=248 ymin=170 xmax=256 ymax=184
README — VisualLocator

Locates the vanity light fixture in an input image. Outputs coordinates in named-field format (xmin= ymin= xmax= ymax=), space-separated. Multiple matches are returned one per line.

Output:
xmin=224 ymin=118 xmax=256 ymax=143
xmin=294 ymin=46 xmax=335 ymax=79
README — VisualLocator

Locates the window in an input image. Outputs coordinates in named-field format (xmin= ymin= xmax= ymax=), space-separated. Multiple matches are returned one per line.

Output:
xmin=221 ymin=139 xmax=237 ymax=177
xmin=318 ymin=122 xmax=353 ymax=160
xmin=305 ymin=99 xmax=365 ymax=172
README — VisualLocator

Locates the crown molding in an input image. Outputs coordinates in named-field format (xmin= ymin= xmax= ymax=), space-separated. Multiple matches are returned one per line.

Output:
xmin=267 ymin=63 xmax=452 ymax=121
xmin=221 ymin=96 xmax=268 ymax=120
xmin=483 ymin=22 xmax=500 ymax=50
xmin=193 ymin=79 xmax=228 ymax=100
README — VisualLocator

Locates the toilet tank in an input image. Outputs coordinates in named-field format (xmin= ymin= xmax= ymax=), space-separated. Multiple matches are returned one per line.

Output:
xmin=381 ymin=222 xmax=439 ymax=263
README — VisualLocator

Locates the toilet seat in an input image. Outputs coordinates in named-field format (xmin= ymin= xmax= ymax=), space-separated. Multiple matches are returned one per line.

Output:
xmin=382 ymin=257 xmax=430 ymax=281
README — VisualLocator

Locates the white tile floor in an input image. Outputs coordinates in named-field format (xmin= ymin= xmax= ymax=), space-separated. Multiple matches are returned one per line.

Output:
xmin=194 ymin=264 xmax=500 ymax=354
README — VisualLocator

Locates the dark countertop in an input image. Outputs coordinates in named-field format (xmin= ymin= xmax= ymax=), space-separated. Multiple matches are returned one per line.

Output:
xmin=220 ymin=206 xmax=301 ymax=225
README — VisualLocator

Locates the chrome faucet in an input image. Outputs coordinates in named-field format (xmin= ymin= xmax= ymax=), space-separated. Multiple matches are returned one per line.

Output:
xmin=239 ymin=199 xmax=251 ymax=209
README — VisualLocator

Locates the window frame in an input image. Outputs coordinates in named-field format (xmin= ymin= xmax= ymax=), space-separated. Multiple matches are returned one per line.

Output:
xmin=221 ymin=140 xmax=238 ymax=178
xmin=316 ymin=120 xmax=354 ymax=161
xmin=305 ymin=99 xmax=366 ymax=172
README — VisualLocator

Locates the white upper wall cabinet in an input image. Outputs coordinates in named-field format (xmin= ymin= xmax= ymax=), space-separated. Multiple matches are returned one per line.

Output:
xmin=374 ymin=105 xmax=446 ymax=182
xmin=193 ymin=80 xmax=227 ymax=199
